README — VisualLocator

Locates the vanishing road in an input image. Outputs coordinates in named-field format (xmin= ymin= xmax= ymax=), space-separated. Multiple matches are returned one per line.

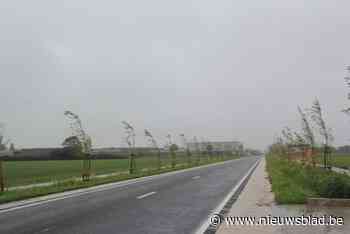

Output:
xmin=0 ymin=156 xmax=260 ymax=234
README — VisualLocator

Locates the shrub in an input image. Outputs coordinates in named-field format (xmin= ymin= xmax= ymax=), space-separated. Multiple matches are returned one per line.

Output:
xmin=266 ymin=153 xmax=350 ymax=204
xmin=318 ymin=174 xmax=350 ymax=198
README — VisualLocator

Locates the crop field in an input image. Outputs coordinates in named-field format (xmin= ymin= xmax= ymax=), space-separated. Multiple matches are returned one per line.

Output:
xmin=2 ymin=153 xmax=223 ymax=187
xmin=316 ymin=154 xmax=350 ymax=169
xmin=4 ymin=158 xmax=129 ymax=187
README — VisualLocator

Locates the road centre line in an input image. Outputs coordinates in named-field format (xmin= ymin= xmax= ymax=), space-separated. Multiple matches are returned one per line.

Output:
xmin=137 ymin=191 xmax=157 ymax=199
xmin=0 ymin=157 xmax=247 ymax=214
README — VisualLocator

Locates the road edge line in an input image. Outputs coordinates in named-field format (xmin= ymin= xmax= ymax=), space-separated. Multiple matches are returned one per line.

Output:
xmin=0 ymin=157 xmax=251 ymax=213
xmin=194 ymin=157 xmax=261 ymax=234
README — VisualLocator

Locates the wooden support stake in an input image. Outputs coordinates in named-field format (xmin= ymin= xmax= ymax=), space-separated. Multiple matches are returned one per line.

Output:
xmin=0 ymin=160 xmax=4 ymax=192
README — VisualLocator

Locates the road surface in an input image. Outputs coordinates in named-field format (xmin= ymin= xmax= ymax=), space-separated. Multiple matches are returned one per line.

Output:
xmin=0 ymin=156 xmax=260 ymax=234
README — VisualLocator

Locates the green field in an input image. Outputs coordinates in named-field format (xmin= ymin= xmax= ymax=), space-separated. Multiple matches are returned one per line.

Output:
xmin=4 ymin=159 xmax=129 ymax=187
xmin=0 ymin=154 xmax=239 ymax=204
xmin=2 ymin=153 xmax=224 ymax=187
xmin=316 ymin=154 xmax=350 ymax=169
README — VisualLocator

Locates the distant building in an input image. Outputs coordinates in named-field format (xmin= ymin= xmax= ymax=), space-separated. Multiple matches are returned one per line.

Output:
xmin=0 ymin=150 xmax=14 ymax=157
xmin=186 ymin=141 xmax=243 ymax=153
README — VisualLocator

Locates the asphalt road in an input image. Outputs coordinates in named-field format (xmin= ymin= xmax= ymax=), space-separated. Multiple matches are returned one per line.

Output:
xmin=0 ymin=156 xmax=260 ymax=234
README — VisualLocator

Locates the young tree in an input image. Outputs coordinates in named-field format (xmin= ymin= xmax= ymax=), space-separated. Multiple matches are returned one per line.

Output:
xmin=309 ymin=99 xmax=333 ymax=169
xmin=298 ymin=106 xmax=316 ymax=166
xmin=0 ymin=123 xmax=12 ymax=192
xmin=64 ymin=111 xmax=92 ymax=180
xmin=64 ymin=111 xmax=92 ymax=154
xmin=145 ymin=129 xmax=161 ymax=170
xmin=200 ymin=138 xmax=210 ymax=161
xmin=268 ymin=135 xmax=287 ymax=157
xmin=166 ymin=134 xmax=177 ymax=168
xmin=0 ymin=123 xmax=10 ymax=151
xmin=298 ymin=107 xmax=315 ymax=146
xmin=122 ymin=121 xmax=136 ymax=174
xmin=193 ymin=136 xmax=201 ymax=164
xmin=0 ymin=123 xmax=5 ymax=192
xmin=281 ymin=127 xmax=301 ymax=161
xmin=343 ymin=66 xmax=350 ymax=113
xmin=276 ymin=136 xmax=287 ymax=157
xmin=281 ymin=125 xmax=307 ymax=147
xmin=293 ymin=131 xmax=306 ymax=145
xmin=180 ymin=134 xmax=191 ymax=165
xmin=206 ymin=142 xmax=213 ymax=161
xmin=281 ymin=127 xmax=296 ymax=146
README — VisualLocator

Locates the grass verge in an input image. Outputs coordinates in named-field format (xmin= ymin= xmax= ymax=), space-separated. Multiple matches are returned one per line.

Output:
xmin=316 ymin=154 xmax=350 ymax=169
xmin=0 ymin=156 xmax=240 ymax=204
xmin=266 ymin=154 xmax=350 ymax=204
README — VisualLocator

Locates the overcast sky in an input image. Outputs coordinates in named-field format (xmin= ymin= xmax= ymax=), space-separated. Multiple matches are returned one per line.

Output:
xmin=1 ymin=1 xmax=350 ymax=150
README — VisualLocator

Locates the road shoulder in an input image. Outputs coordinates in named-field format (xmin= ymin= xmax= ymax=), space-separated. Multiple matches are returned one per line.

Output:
xmin=217 ymin=157 xmax=350 ymax=234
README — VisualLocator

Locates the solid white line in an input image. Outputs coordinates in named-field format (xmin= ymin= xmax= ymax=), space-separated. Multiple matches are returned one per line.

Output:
xmin=137 ymin=191 xmax=157 ymax=199
xmin=192 ymin=176 xmax=201 ymax=180
xmin=194 ymin=158 xmax=261 ymax=234
xmin=0 ymin=157 xmax=250 ymax=214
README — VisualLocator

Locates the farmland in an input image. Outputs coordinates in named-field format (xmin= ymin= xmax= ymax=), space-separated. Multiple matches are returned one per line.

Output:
xmin=4 ymin=159 xmax=129 ymax=187
xmin=2 ymin=153 xmax=231 ymax=187
xmin=316 ymin=154 xmax=350 ymax=169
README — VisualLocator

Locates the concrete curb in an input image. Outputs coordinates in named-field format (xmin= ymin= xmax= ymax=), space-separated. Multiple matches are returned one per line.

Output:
xmin=194 ymin=157 xmax=262 ymax=234
xmin=307 ymin=197 xmax=350 ymax=207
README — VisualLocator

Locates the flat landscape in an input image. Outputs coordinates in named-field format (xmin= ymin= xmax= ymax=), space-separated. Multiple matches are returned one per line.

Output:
xmin=0 ymin=156 xmax=259 ymax=234
xmin=4 ymin=159 xmax=129 ymax=187
xmin=3 ymin=154 xmax=227 ymax=187
xmin=316 ymin=154 xmax=350 ymax=169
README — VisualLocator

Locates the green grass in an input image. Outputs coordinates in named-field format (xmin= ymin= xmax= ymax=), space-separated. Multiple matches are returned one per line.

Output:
xmin=1 ymin=155 xmax=178 ymax=187
xmin=266 ymin=154 xmax=350 ymax=204
xmin=266 ymin=154 xmax=316 ymax=204
xmin=0 ymin=154 xmax=241 ymax=204
xmin=316 ymin=154 xmax=350 ymax=169
xmin=3 ymin=153 xmax=230 ymax=187
xmin=3 ymin=159 xmax=129 ymax=187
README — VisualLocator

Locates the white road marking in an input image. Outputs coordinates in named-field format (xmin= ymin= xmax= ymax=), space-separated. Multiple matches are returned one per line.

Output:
xmin=137 ymin=191 xmax=157 ymax=199
xmin=192 ymin=176 xmax=201 ymax=180
xmin=38 ymin=228 xmax=50 ymax=233
xmin=194 ymin=158 xmax=261 ymax=234
xmin=0 ymin=157 xmax=247 ymax=214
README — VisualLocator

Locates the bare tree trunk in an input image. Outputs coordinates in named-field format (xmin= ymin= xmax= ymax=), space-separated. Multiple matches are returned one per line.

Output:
xmin=323 ymin=145 xmax=331 ymax=170
xmin=129 ymin=153 xmax=135 ymax=174
xmin=301 ymin=146 xmax=306 ymax=166
xmin=171 ymin=150 xmax=176 ymax=169
xmin=0 ymin=160 xmax=4 ymax=192
xmin=311 ymin=147 xmax=316 ymax=168
xmin=197 ymin=151 xmax=201 ymax=165
xmin=157 ymin=150 xmax=161 ymax=171
xmin=186 ymin=149 xmax=191 ymax=165
xmin=82 ymin=153 xmax=92 ymax=181
xmin=323 ymin=146 xmax=327 ymax=169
